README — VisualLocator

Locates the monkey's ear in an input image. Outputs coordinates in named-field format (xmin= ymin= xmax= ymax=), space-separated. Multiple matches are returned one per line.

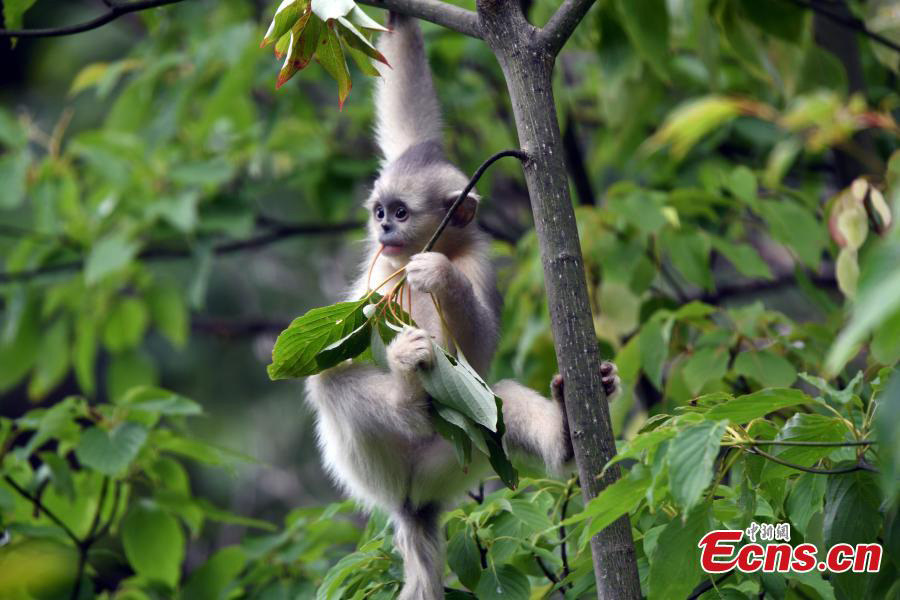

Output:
xmin=444 ymin=191 xmax=479 ymax=228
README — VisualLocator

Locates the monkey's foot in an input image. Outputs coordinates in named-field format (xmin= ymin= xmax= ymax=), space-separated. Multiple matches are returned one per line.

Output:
xmin=550 ymin=361 xmax=620 ymax=403
xmin=387 ymin=327 xmax=435 ymax=372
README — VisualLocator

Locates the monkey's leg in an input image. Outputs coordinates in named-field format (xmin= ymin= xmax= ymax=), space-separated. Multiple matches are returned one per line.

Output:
xmin=392 ymin=502 xmax=444 ymax=600
xmin=493 ymin=362 xmax=619 ymax=472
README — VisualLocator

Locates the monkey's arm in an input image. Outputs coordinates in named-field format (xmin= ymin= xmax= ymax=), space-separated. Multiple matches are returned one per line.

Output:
xmin=307 ymin=328 xmax=436 ymax=437
xmin=405 ymin=251 xmax=498 ymax=375
xmin=492 ymin=363 xmax=620 ymax=472
xmin=374 ymin=14 xmax=443 ymax=162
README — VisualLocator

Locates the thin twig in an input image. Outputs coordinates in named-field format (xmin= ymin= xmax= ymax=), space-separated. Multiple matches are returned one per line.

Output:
xmin=2 ymin=475 xmax=80 ymax=545
xmin=422 ymin=150 xmax=528 ymax=253
xmin=535 ymin=554 xmax=560 ymax=585
xmin=784 ymin=0 xmax=900 ymax=54
xmin=730 ymin=439 xmax=875 ymax=447
xmin=746 ymin=446 xmax=878 ymax=475
xmin=0 ymin=0 xmax=189 ymax=38
xmin=686 ymin=571 xmax=733 ymax=600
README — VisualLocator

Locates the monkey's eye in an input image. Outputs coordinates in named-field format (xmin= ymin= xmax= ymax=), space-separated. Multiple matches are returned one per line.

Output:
xmin=395 ymin=206 xmax=408 ymax=221
xmin=374 ymin=205 xmax=385 ymax=220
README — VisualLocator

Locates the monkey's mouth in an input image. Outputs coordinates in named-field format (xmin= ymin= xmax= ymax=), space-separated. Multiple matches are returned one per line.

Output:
xmin=380 ymin=242 xmax=406 ymax=256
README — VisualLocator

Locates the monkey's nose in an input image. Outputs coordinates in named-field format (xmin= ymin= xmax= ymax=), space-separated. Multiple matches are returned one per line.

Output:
xmin=381 ymin=223 xmax=392 ymax=232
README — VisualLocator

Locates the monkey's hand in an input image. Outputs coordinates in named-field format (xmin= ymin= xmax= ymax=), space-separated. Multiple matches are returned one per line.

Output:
xmin=387 ymin=327 xmax=435 ymax=373
xmin=550 ymin=361 xmax=621 ymax=405
xmin=405 ymin=252 xmax=457 ymax=297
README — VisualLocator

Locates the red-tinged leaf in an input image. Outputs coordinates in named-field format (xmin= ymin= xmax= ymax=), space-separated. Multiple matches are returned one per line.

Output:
xmin=261 ymin=0 xmax=308 ymax=48
xmin=345 ymin=44 xmax=381 ymax=77
xmin=336 ymin=17 xmax=388 ymax=66
xmin=275 ymin=14 xmax=322 ymax=89
xmin=316 ymin=23 xmax=352 ymax=109
xmin=274 ymin=31 xmax=291 ymax=60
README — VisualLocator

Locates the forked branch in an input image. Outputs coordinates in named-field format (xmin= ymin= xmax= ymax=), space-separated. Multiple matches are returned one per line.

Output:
xmin=540 ymin=0 xmax=597 ymax=55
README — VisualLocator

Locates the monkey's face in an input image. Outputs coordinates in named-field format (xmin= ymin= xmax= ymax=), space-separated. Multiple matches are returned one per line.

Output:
xmin=368 ymin=143 xmax=478 ymax=261
xmin=368 ymin=192 xmax=443 ymax=259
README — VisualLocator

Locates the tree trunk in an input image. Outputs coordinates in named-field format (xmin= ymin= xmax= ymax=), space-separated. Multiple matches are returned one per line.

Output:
xmin=475 ymin=2 xmax=641 ymax=598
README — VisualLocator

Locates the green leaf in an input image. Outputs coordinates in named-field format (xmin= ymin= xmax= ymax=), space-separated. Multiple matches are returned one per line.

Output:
xmin=710 ymin=237 xmax=773 ymax=279
xmin=759 ymin=199 xmax=826 ymax=269
xmin=2 ymin=0 xmax=37 ymax=39
xmin=336 ymin=17 xmax=387 ymax=65
xmin=429 ymin=406 xmax=473 ymax=467
xmin=682 ymin=346 xmax=729 ymax=395
xmin=640 ymin=314 xmax=670 ymax=389
xmin=507 ymin=498 xmax=552 ymax=532
xmin=76 ymin=422 xmax=148 ymax=476
xmin=704 ymin=388 xmax=811 ymax=423
xmin=84 ymin=232 xmax=139 ymax=285
xmin=275 ymin=11 xmax=319 ymax=89
xmin=649 ymin=96 xmax=742 ymax=159
xmin=27 ymin=319 xmax=69 ymax=400
xmin=760 ymin=413 xmax=847 ymax=481
xmin=786 ymin=472 xmax=826 ymax=536
xmin=474 ymin=565 xmax=530 ymax=600
xmin=824 ymin=471 xmax=882 ymax=599
xmin=73 ymin=315 xmax=97 ymax=394
xmin=38 ymin=452 xmax=76 ymax=502
xmin=604 ymin=426 xmax=676 ymax=471
xmin=827 ymin=244 xmax=900 ymax=374
xmin=267 ymin=299 xmax=371 ymax=380
xmin=146 ymin=284 xmax=188 ymax=348
xmin=647 ymin=505 xmax=712 ymax=600
xmin=565 ymin=468 xmax=650 ymax=535
xmin=874 ymin=372 xmax=900 ymax=500
xmin=0 ymin=151 xmax=30 ymax=209
xmin=614 ymin=0 xmax=670 ymax=81
xmin=0 ymin=107 xmax=27 ymax=147
xmin=447 ymin=530 xmax=481 ymax=590
xmin=871 ymin=308 xmax=900 ymax=365
xmin=180 ymin=546 xmax=246 ymax=600
xmin=262 ymin=0 xmax=306 ymax=47
xmin=103 ymin=297 xmax=149 ymax=352
xmin=121 ymin=386 xmax=202 ymax=416
xmin=122 ymin=503 xmax=185 ymax=587
xmin=662 ymin=230 xmax=713 ymax=290
xmin=316 ymin=24 xmax=352 ymax=109
xmin=667 ymin=420 xmax=727 ymax=511
xmin=419 ymin=343 xmax=498 ymax=432
xmin=315 ymin=319 xmax=371 ymax=369
xmin=733 ymin=351 xmax=797 ymax=388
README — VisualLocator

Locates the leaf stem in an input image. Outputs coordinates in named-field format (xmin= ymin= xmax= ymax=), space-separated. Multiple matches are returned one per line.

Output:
xmin=422 ymin=149 xmax=527 ymax=253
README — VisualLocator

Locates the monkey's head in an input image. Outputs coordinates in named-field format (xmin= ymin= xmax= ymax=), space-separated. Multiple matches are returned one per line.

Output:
xmin=366 ymin=141 xmax=479 ymax=261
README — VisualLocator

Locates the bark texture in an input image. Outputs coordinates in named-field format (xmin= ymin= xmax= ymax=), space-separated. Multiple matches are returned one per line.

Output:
xmin=474 ymin=2 xmax=641 ymax=598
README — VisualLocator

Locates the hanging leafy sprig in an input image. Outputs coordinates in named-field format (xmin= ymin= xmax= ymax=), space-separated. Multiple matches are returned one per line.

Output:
xmin=261 ymin=0 xmax=388 ymax=105
xmin=266 ymin=150 xmax=527 ymax=488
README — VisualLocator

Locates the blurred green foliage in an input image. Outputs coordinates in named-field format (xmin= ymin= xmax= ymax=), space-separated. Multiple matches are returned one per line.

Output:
xmin=1 ymin=0 xmax=899 ymax=598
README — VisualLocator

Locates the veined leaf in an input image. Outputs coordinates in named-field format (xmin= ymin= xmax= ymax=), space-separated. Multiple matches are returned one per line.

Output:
xmin=704 ymin=388 xmax=811 ymax=423
xmin=667 ymin=420 xmax=728 ymax=512
xmin=262 ymin=0 xmax=307 ymax=47
xmin=336 ymin=17 xmax=387 ymax=65
xmin=316 ymin=24 xmax=353 ymax=109
xmin=275 ymin=12 xmax=320 ymax=89
xmin=76 ymin=422 xmax=149 ymax=477
xmin=419 ymin=343 xmax=498 ymax=431
xmin=267 ymin=298 xmax=372 ymax=379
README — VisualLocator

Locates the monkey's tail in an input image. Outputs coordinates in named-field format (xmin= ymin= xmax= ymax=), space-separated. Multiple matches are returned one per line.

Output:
xmin=392 ymin=502 xmax=444 ymax=600
xmin=374 ymin=14 xmax=443 ymax=163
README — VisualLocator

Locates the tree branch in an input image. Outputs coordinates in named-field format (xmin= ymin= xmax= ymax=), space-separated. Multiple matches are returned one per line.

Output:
xmin=785 ymin=0 xmax=900 ymax=55
xmin=540 ymin=0 xmax=597 ymax=55
xmin=356 ymin=0 xmax=482 ymax=39
xmin=0 ymin=0 xmax=189 ymax=39
xmin=0 ymin=219 xmax=364 ymax=285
